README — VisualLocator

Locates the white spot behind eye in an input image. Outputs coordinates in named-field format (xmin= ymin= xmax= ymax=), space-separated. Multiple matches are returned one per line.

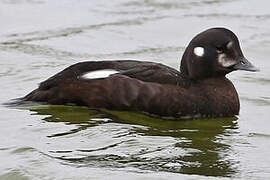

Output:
xmin=194 ymin=47 xmax=204 ymax=57
xmin=81 ymin=69 xmax=119 ymax=79
xmin=226 ymin=41 xmax=233 ymax=49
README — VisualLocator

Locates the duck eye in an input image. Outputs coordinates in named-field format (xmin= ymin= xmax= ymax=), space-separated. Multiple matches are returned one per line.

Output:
xmin=216 ymin=47 xmax=223 ymax=54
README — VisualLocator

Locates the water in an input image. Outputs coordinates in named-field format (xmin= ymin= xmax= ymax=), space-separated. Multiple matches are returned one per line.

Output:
xmin=0 ymin=0 xmax=270 ymax=179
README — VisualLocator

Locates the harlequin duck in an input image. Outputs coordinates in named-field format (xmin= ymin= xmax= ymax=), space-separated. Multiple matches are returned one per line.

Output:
xmin=21 ymin=28 xmax=258 ymax=119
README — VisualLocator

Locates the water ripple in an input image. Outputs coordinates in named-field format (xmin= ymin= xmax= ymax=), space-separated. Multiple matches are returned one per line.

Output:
xmin=122 ymin=0 xmax=231 ymax=10
xmin=184 ymin=13 xmax=270 ymax=20
xmin=0 ymin=16 xmax=167 ymax=45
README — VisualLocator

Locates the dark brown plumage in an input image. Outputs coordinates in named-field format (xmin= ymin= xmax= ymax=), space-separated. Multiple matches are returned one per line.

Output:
xmin=21 ymin=28 xmax=258 ymax=119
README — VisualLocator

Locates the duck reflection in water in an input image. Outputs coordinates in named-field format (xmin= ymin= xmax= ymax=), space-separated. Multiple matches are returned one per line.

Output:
xmin=29 ymin=105 xmax=239 ymax=177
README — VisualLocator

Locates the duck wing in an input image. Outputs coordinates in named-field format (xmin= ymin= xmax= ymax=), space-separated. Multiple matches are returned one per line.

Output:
xmin=21 ymin=60 xmax=185 ymax=103
xmin=39 ymin=60 xmax=182 ymax=91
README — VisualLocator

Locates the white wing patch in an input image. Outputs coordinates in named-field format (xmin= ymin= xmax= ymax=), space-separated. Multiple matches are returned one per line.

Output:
xmin=194 ymin=47 xmax=204 ymax=57
xmin=81 ymin=69 xmax=119 ymax=80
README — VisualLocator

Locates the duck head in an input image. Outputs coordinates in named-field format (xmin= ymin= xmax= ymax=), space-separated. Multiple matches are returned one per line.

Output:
xmin=180 ymin=28 xmax=258 ymax=80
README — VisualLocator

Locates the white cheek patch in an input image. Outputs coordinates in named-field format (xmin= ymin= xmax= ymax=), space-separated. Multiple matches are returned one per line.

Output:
xmin=194 ymin=47 xmax=204 ymax=57
xmin=218 ymin=54 xmax=236 ymax=67
xmin=81 ymin=69 xmax=119 ymax=80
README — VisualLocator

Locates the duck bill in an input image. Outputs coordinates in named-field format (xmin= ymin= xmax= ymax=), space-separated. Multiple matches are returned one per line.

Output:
xmin=233 ymin=57 xmax=259 ymax=72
